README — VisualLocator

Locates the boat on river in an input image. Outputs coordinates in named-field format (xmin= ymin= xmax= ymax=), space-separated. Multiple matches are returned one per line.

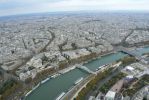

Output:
xmin=51 ymin=73 xmax=60 ymax=78
xmin=56 ymin=92 xmax=65 ymax=100
xmin=41 ymin=78 xmax=50 ymax=84
xmin=32 ymin=83 xmax=40 ymax=90
xmin=25 ymin=90 xmax=32 ymax=97
xmin=74 ymin=77 xmax=83 ymax=85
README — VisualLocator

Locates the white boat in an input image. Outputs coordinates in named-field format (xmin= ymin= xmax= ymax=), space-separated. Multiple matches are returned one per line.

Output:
xmin=41 ymin=78 xmax=50 ymax=84
xmin=70 ymin=66 xmax=76 ymax=70
xmin=99 ymin=65 xmax=105 ymax=69
xmin=74 ymin=77 xmax=83 ymax=85
xmin=25 ymin=90 xmax=32 ymax=97
xmin=56 ymin=92 xmax=65 ymax=100
xmin=32 ymin=83 xmax=40 ymax=90
xmin=60 ymin=68 xmax=72 ymax=74
xmin=51 ymin=73 xmax=60 ymax=78
xmin=98 ymin=67 xmax=101 ymax=70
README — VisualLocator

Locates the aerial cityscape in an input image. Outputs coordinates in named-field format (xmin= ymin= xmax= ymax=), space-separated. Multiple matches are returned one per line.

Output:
xmin=0 ymin=0 xmax=149 ymax=100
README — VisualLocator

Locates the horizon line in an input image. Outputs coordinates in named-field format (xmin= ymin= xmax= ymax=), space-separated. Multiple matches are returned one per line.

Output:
xmin=0 ymin=10 xmax=149 ymax=18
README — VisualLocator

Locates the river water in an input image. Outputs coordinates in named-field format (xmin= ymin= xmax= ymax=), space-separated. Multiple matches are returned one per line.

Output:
xmin=26 ymin=47 xmax=149 ymax=100
xmin=84 ymin=52 xmax=127 ymax=71
xmin=26 ymin=69 xmax=88 ymax=100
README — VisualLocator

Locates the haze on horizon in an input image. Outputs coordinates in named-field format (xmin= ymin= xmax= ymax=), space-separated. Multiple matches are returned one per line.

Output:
xmin=0 ymin=0 xmax=149 ymax=16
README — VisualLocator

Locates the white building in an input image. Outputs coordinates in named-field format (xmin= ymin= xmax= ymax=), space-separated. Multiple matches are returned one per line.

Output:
xmin=125 ymin=66 xmax=134 ymax=72
xmin=105 ymin=91 xmax=116 ymax=100
xmin=88 ymin=96 xmax=95 ymax=100
xmin=126 ymin=75 xmax=134 ymax=79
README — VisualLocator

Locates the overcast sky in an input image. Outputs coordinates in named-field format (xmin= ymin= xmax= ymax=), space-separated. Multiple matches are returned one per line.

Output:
xmin=0 ymin=0 xmax=149 ymax=16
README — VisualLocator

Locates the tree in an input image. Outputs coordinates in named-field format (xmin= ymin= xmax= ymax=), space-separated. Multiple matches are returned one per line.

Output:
xmin=121 ymin=56 xmax=136 ymax=65
xmin=71 ymin=43 xmax=77 ymax=50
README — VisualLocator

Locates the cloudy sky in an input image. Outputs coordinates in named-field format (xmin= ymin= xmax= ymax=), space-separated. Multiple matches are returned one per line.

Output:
xmin=0 ymin=0 xmax=149 ymax=16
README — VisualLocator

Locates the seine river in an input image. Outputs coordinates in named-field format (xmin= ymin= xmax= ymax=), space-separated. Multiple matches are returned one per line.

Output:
xmin=26 ymin=47 xmax=149 ymax=100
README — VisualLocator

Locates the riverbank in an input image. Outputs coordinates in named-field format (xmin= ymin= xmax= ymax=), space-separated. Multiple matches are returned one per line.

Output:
xmin=13 ymin=45 xmax=149 ymax=100
xmin=23 ymin=50 xmax=119 ymax=100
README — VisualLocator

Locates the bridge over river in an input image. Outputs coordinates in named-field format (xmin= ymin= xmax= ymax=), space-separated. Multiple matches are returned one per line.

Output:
xmin=115 ymin=46 xmax=143 ymax=61
xmin=76 ymin=64 xmax=96 ymax=74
